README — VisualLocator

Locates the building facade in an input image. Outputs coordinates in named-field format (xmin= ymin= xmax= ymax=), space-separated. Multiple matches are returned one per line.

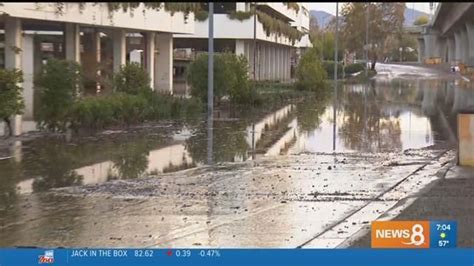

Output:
xmin=0 ymin=3 xmax=194 ymax=136
xmin=173 ymin=2 xmax=311 ymax=82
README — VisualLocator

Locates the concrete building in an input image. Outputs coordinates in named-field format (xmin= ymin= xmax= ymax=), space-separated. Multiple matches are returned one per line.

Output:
xmin=417 ymin=3 xmax=474 ymax=68
xmin=0 ymin=3 xmax=194 ymax=136
xmin=173 ymin=2 xmax=311 ymax=82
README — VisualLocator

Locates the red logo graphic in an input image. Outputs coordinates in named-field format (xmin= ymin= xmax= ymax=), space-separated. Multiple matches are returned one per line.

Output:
xmin=38 ymin=250 xmax=55 ymax=264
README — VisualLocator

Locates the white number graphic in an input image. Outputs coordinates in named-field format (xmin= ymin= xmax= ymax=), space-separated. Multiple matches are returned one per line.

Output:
xmin=402 ymin=224 xmax=425 ymax=246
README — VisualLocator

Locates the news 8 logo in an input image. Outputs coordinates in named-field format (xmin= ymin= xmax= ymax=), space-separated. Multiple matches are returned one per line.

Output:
xmin=371 ymin=221 xmax=457 ymax=248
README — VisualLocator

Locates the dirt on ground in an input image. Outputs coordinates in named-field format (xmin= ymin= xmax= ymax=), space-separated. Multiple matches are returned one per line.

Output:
xmin=349 ymin=166 xmax=474 ymax=248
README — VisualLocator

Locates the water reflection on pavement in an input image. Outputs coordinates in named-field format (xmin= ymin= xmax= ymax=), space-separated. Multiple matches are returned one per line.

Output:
xmin=1 ymin=64 xmax=473 ymax=248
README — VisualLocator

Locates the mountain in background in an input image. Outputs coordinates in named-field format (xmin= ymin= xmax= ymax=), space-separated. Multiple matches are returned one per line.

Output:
xmin=309 ymin=10 xmax=333 ymax=28
xmin=310 ymin=7 xmax=430 ymax=28
xmin=404 ymin=8 xmax=429 ymax=26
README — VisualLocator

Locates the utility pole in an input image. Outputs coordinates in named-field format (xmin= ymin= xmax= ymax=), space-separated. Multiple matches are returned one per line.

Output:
xmin=208 ymin=2 xmax=214 ymax=115
xmin=207 ymin=2 xmax=214 ymax=165
xmin=332 ymin=2 xmax=339 ymax=152
xmin=253 ymin=2 xmax=257 ymax=81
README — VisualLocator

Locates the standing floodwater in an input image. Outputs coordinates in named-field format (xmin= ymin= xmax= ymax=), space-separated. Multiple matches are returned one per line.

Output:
xmin=0 ymin=64 xmax=472 ymax=248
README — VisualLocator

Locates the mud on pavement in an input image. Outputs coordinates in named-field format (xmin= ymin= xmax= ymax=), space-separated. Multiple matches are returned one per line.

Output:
xmin=0 ymin=146 xmax=456 ymax=248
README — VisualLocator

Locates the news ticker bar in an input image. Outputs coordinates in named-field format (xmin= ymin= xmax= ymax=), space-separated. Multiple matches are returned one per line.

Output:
xmin=1 ymin=248 xmax=473 ymax=266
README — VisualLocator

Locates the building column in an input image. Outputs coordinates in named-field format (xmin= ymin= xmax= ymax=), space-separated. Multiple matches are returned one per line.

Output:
xmin=113 ymin=29 xmax=126 ymax=73
xmin=155 ymin=33 xmax=173 ymax=93
xmin=417 ymin=38 xmax=425 ymax=63
xmin=460 ymin=26 xmax=469 ymax=64
xmin=21 ymin=35 xmax=34 ymax=121
xmin=93 ymin=30 xmax=101 ymax=92
xmin=281 ymin=47 xmax=286 ymax=81
xmin=5 ymin=17 xmax=23 ymax=136
xmin=282 ymin=48 xmax=287 ymax=80
xmin=272 ymin=46 xmax=277 ymax=80
xmin=275 ymin=46 xmax=280 ymax=81
xmin=280 ymin=47 xmax=285 ymax=81
xmin=145 ymin=32 xmax=155 ymax=89
xmin=454 ymin=30 xmax=462 ymax=63
xmin=235 ymin=39 xmax=245 ymax=56
xmin=65 ymin=23 xmax=81 ymax=63
xmin=267 ymin=44 xmax=272 ymax=80
xmin=265 ymin=44 xmax=271 ymax=80
xmin=249 ymin=41 xmax=255 ymax=80
xmin=465 ymin=21 xmax=474 ymax=63
xmin=258 ymin=44 xmax=264 ymax=81
xmin=83 ymin=29 xmax=102 ymax=93
xmin=269 ymin=45 xmax=274 ymax=80
xmin=447 ymin=36 xmax=455 ymax=64
xmin=285 ymin=47 xmax=290 ymax=80
xmin=423 ymin=34 xmax=439 ymax=59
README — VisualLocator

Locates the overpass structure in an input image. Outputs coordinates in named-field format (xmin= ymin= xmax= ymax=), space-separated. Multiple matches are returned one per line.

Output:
xmin=418 ymin=3 xmax=474 ymax=67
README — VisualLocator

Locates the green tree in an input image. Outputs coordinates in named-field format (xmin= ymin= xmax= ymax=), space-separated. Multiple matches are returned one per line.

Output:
xmin=414 ymin=15 xmax=429 ymax=26
xmin=312 ymin=31 xmax=343 ymax=61
xmin=295 ymin=46 xmax=328 ymax=91
xmin=113 ymin=62 xmax=151 ymax=95
xmin=36 ymin=59 xmax=83 ymax=132
xmin=187 ymin=52 xmax=252 ymax=104
xmin=309 ymin=15 xmax=320 ymax=44
xmin=0 ymin=68 xmax=24 ymax=136
xmin=340 ymin=3 xmax=405 ymax=69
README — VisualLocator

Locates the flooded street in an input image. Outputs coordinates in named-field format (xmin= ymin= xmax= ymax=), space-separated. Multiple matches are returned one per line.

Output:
xmin=0 ymin=64 xmax=472 ymax=248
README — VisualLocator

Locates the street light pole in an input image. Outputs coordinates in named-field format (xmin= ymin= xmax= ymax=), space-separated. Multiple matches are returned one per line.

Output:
xmin=253 ymin=2 xmax=257 ymax=81
xmin=332 ymin=2 xmax=339 ymax=152
xmin=208 ymin=2 xmax=214 ymax=115
xmin=207 ymin=2 xmax=214 ymax=165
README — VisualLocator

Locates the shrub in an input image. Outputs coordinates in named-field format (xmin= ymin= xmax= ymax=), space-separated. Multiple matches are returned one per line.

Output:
xmin=344 ymin=63 xmax=365 ymax=75
xmin=257 ymin=11 xmax=303 ymax=45
xmin=295 ymin=47 xmax=328 ymax=91
xmin=227 ymin=10 xmax=253 ymax=21
xmin=187 ymin=52 xmax=252 ymax=104
xmin=113 ymin=62 xmax=151 ymax=95
xmin=322 ymin=61 xmax=343 ymax=79
xmin=36 ymin=59 xmax=83 ymax=132
xmin=70 ymin=93 xmax=149 ymax=130
xmin=70 ymin=91 xmax=204 ymax=131
xmin=187 ymin=53 xmax=228 ymax=102
xmin=223 ymin=53 xmax=255 ymax=104
xmin=194 ymin=9 xmax=208 ymax=21
xmin=0 ymin=68 xmax=24 ymax=122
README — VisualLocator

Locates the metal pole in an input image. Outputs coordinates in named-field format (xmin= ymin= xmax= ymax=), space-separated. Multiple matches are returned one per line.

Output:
xmin=207 ymin=2 xmax=214 ymax=165
xmin=332 ymin=2 xmax=339 ymax=152
xmin=253 ymin=2 xmax=257 ymax=81
xmin=208 ymin=2 xmax=214 ymax=115
xmin=365 ymin=2 xmax=369 ymax=77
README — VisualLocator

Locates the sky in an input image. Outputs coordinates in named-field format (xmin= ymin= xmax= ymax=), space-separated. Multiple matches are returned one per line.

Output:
xmin=306 ymin=3 xmax=436 ymax=16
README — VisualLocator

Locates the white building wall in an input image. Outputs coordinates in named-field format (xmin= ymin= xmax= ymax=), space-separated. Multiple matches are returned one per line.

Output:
xmin=175 ymin=14 xmax=296 ymax=47
xmin=21 ymin=35 xmax=34 ymax=120
xmin=0 ymin=3 xmax=194 ymax=34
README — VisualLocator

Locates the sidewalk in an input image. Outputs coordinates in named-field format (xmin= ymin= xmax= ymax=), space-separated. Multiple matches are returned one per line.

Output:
xmin=348 ymin=165 xmax=474 ymax=248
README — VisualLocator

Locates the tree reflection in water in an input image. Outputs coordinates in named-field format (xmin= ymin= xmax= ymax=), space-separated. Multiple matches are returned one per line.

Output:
xmin=338 ymin=80 xmax=414 ymax=152
xmin=111 ymin=142 xmax=150 ymax=180
xmin=295 ymin=91 xmax=331 ymax=133
xmin=31 ymin=142 xmax=83 ymax=192
xmin=186 ymin=120 xmax=250 ymax=164
xmin=0 ymin=160 xmax=20 ymax=211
